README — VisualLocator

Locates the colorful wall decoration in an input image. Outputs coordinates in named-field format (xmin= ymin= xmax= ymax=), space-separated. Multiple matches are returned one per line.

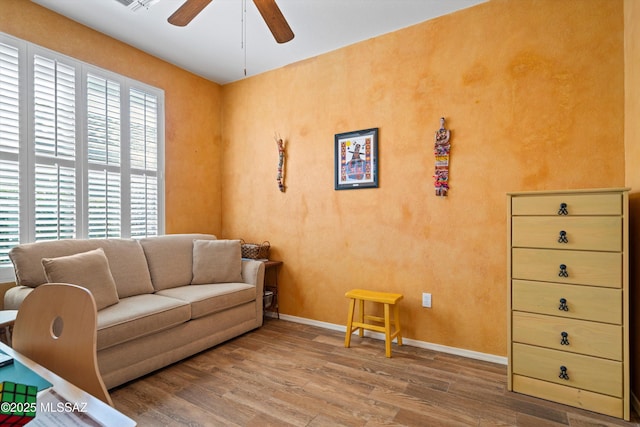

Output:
xmin=434 ymin=117 xmax=451 ymax=197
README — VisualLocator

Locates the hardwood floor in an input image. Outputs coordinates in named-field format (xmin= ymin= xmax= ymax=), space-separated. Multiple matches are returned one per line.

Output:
xmin=110 ymin=319 xmax=640 ymax=426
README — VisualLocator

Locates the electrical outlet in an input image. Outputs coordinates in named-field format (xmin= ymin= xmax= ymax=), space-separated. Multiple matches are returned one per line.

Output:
xmin=422 ymin=292 xmax=432 ymax=308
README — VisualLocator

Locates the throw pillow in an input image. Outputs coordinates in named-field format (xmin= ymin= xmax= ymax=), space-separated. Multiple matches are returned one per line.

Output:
xmin=192 ymin=239 xmax=243 ymax=284
xmin=41 ymin=248 xmax=120 ymax=310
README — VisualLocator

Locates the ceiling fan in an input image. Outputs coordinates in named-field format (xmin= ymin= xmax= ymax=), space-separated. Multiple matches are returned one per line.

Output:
xmin=168 ymin=0 xmax=294 ymax=44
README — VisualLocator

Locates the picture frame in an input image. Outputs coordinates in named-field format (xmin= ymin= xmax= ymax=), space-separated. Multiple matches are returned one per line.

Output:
xmin=334 ymin=127 xmax=379 ymax=190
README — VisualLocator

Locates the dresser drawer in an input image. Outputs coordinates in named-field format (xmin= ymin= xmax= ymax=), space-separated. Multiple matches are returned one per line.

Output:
xmin=512 ymin=375 xmax=623 ymax=419
xmin=511 ymin=193 xmax=621 ymax=216
xmin=512 ymin=248 xmax=621 ymax=287
xmin=512 ymin=280 xmax=621 ymax=324
xmin=512 ymin=343 xmax=622 ymax=397
xmin=512 ymin=216 xmax=621 ymax=251
xmin=512 ymin=312 xmax=622 ymax=360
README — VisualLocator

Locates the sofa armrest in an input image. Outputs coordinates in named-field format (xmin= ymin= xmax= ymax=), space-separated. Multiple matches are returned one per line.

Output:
xmin=241 ymin=260 xmax=265 ymax=294
xmin=4 ymin=285 xmax=34 ymax=310
xmin=242 ymin=260 xmax=266 ymax=325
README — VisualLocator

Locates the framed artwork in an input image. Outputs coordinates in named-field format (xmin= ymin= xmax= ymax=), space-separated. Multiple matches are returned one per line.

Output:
xmin=334 ymin=128 xmax=379 ymax=190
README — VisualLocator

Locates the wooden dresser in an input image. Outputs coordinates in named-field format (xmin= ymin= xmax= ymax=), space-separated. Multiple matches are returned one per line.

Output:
xmin=507 ymin=188 xmax=630 ymax=420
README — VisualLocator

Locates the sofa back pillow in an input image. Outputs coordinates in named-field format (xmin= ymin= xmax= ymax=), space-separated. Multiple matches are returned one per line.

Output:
xmin=140 ymin=234 xmax=216 ymax=290
xmin=192 ymin=239 xmax=243 ymax=284
xmin=42 ymin=248 xmax=119 ymax=311
xmin=96 ymin=239 xmax=155 ymax=298
xmin=9 ymin=238 xmax=154 ymax=298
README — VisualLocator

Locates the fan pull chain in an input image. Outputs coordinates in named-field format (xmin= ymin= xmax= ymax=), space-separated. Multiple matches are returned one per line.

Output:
xmin=242 ymin=0 xmax=247 ymax=76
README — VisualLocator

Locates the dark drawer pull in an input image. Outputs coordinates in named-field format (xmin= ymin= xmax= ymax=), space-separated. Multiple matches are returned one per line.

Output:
xmin=560 ymin=331 xmax=569 ymax=345
xmin=558 ymin=264 xmax=568 ymax=277
xmin=558 ymin=298 xmax=569 ymax=311
xmin=558 ymin=203 xmax=568 ymax=215
xmin=558 ymin=230 xmax=568 ymax=243
xmin=559 ymin=365 xmax=570 ymax=380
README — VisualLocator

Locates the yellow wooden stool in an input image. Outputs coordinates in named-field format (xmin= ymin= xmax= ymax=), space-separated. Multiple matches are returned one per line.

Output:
xmin=344 ymin=289 xmax=403 ymax=357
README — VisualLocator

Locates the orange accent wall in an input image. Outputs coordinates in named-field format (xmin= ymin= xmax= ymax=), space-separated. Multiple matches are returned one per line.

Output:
xmin=624 ymin=0 xmax=640 ymax=408
xmin=0 ymin=0 xmax=223 ymax=235
xmin=0 ymin=0 xmax=632 ymax=362
xmin=221 ymin=0 xmax=625 ymax=357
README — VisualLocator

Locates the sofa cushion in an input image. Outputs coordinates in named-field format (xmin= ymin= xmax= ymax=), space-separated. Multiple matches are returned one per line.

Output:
xmin=192 ymin=239 xmax=243 ymax=284
xmin=96 ymin=239 xmax=155 ymax=298
xmin=42 ymin=248 xmax=119 ymax=311
xmin=96 ymin=294 xmax=191 ymax=351
xmin=156 ymin=283 xmax=255 ymax=319
xmin=140 ymin=234 xmax=216 ymax=290
xmin=9 ymin=238 xmax=154 ymax=298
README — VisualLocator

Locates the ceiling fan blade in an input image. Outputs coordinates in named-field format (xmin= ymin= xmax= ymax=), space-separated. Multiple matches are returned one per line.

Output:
xmin=253 ymin=0 xmax=294 ymax=44
xmin=168 ymin=0 xmax=212 ymax=26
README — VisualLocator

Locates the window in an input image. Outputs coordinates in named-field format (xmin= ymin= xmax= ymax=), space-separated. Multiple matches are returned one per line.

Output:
xmin=0 ymin=33 xmax=165 ymax=281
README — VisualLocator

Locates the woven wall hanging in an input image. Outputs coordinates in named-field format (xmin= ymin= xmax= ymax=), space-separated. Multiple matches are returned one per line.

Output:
xmin=275 ymin=135 xmax=286 ymax=192
xmin=433 ymin=117 xmax=451 ymax=197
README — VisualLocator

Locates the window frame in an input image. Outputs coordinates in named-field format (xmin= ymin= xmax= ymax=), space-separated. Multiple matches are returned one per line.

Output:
xmin=0 ymin=32 xmax=165 ymax=282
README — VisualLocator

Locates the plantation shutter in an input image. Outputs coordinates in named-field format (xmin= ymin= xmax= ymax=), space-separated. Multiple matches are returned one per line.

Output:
xmin=87 ymin=74 xmax=122 ymax=238
xmin=0 ymin=33 xmax=164 ymax=282
xmin=0 ymin=42 xmax=20 ymax=266
xmin=33 ymin=55 xmax=77 ymax=241
xmin=129 ymin=88 xmax=158 ymax=238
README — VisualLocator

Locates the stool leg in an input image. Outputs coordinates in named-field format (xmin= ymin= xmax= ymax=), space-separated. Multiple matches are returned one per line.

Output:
xmin=394 ymin=304 xmax=402 ymax=346
xmin=344 ymin=298 xmax=356 ymax=348
xmin=384 ymin=303 xmax=392 ymax=358
xmin=358 ymin=299 xmax=365 ymax=337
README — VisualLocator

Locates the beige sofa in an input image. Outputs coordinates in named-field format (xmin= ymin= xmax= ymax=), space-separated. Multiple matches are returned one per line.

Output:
xmin=4 ymin=234 xmax=265 ymax=389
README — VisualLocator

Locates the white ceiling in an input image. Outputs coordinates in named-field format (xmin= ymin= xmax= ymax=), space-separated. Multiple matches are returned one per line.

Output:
xmin=32 ymin=0 xmax=487 ymax=85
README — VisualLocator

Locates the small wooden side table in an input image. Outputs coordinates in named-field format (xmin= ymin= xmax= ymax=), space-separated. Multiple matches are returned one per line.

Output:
xmin=0 ymin=310 xmax=18 ymax=347
xmin=263 ymin=260 xmax=282 ymax=319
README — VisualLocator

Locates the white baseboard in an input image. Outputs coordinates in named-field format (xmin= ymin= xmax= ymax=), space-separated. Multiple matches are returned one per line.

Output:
xmin=270 ymin=312 xmax=508 ymax=366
